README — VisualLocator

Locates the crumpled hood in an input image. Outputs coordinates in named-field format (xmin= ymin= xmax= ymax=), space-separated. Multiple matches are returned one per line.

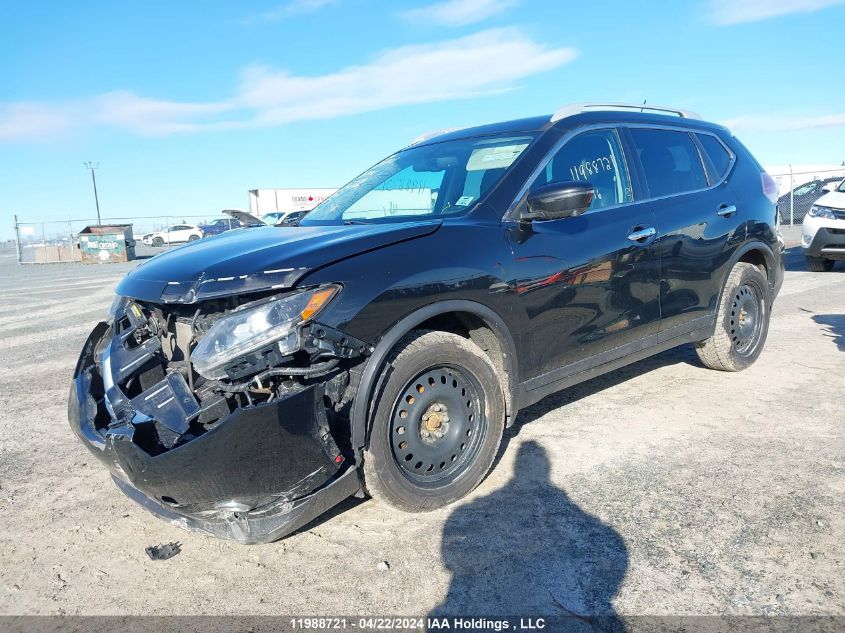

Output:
xmin=117 ymin=220 xmax=441 ymax=303
xmin=815 ymin=190 xmax=845 ymax=210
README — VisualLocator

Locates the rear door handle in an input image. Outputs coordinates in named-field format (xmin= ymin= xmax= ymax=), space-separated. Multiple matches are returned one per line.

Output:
xmin=627 ymin=227 xmax=656 ymax=242
xmin=717 ymin=204 xmax=737 ymax=217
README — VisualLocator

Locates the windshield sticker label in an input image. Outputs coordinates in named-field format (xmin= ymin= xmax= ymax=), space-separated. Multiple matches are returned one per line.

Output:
xmin=456 ymin=195 xmax=475 ymax=206
xmin=467 ymin=143 xmax=529 ymax=171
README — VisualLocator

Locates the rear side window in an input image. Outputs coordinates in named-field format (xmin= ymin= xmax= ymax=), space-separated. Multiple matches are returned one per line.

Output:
xmin=696 ymin=133 xmax=733 ymax=181
xmin=629 ymin=128 xmax=708 ymax=198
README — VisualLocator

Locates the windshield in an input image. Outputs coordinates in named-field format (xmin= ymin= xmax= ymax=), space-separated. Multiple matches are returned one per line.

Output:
xmin=302 ymin=134 xmax=536 ymax=225
xmin=838 ymin=179 xmax=845 ymax=193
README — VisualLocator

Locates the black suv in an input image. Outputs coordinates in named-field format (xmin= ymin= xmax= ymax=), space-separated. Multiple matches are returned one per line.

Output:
xmin=69 ymin=103 xmax=784 ymax=543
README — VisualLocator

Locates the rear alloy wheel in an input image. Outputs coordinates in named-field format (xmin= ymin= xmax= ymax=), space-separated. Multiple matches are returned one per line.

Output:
xmin=363 ymin=330 xmax=505 ymax=512
xmin=152 ymin=237 xmax=164 ymax=247
xmin=806 ymin=256 xmax=834 ymax=272
xmin=695 ymin=262 xmax=770 ymax=371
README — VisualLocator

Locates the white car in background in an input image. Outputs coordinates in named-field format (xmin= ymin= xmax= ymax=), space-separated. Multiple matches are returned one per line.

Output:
xmin=142 ymin=224 xmax=204 ymax=247
xmin=802 ymin=179 xmax=845 ymax=271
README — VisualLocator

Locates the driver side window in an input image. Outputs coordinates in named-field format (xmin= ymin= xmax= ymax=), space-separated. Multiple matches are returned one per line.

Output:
xmin=530 ymin=129 xmax=632 ymax=211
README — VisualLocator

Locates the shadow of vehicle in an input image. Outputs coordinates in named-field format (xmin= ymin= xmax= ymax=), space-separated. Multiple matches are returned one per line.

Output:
xmin=783 ymin=245 xmax=844 ymax=272
xmin=783 ymin=246 xmax=806 ymax=272
xmin=430 ymin=441 xmax=628 ymax=631
xmin=812 ymin=314 xmax=845 ymax=351
xmin=516 ymin=343 xmax=701 ymax=429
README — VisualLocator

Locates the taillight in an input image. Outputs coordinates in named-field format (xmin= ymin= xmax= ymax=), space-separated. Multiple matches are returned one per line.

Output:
xmin=761 ymin=172 xmax=778 ymax=203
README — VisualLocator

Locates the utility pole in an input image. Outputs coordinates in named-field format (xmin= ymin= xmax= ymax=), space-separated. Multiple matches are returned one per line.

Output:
xmin=83 ymin=161 xmax=101 ymax=225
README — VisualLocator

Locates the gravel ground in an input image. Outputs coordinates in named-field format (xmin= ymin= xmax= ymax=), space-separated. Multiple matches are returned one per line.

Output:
xmin=0 ymin=233 xmax=843 ymax=618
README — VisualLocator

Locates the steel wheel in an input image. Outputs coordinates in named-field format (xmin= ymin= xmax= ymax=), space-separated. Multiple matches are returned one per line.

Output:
xmin=390 ymin=366 xmax=486 ymax=486
xmin=696 ymin=262 xmax=770 ymax=371
xmin=362 ymin=330 xmax=505 ymax=512
xmin=730 ymin=283 xmax=764 ymax=357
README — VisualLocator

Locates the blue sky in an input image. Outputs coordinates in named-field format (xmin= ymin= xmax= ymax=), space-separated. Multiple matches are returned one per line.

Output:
xmin=2 ymin=0 xmax=845 ymax=239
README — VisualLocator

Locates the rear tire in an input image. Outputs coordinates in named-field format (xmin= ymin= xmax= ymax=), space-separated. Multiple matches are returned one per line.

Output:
xmin=695 ymin=262 xmax=770 ymax=372
xmin=362 ymin=330 xmax=505 ymax=512
xmin=806 ymin=256 xmax=834 ymax=272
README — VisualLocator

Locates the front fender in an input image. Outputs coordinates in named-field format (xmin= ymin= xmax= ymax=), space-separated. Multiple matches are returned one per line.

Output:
xmin=347 ymin=299 xmax=520 ymax=453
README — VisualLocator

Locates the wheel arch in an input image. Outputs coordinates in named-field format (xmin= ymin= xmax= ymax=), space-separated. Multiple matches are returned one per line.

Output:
xmin=350 ymin=300 xmax=519 ymax=454
xmin=704 ymin=240 xmax=776 ymax=342
xmin=731 ymin=240 xmax=776 ymax=299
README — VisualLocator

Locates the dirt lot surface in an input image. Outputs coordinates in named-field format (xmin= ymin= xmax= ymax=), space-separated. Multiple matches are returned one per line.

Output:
xmin=0 ymin=235 xmax=843 ymax=618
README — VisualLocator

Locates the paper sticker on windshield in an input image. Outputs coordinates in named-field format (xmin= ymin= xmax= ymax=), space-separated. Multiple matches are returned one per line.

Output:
xmin=455 ymin=195 xmax=475 ymax=206
xmin=467 ymin=143 xmax=529 ymax=172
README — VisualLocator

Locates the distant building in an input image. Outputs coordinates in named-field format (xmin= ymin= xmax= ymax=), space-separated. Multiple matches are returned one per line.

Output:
xmin=248 ymin=188 xmax=338 ymax=217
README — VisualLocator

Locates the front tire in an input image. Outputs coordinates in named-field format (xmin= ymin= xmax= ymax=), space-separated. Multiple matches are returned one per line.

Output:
xmin=695 ymin=262 xmax=770 ymax=372
xmin=363 ymin=331 xmax=505 ymax=512
xmin=806 ymin=256 xmax=834 ymax=272
xmin=188 ymin=234 xmax=200 ymax=242
xmin=152 ymin=237 xmax=164 ymax=247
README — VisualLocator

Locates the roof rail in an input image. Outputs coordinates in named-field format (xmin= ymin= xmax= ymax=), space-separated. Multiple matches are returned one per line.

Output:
xmin=410 ymin=127 xmax=462 ymax=145
xmin=550 ymin=102 xmax=702 ymax=123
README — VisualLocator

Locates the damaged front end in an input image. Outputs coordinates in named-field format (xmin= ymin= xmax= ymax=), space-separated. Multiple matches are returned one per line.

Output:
xmin=68 ymin=285 xmax=369 ymax=544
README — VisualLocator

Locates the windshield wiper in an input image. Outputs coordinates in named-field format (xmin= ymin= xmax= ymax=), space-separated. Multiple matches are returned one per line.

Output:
xmin=343 ymin=220 xmax=371 ymax=225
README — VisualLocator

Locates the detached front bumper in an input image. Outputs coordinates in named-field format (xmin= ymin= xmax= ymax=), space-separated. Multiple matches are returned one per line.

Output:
xmin=68 ymin=323 xmax=360 ymax=544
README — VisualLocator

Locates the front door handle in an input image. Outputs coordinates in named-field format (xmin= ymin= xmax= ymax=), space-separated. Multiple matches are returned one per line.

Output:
xmin=627 ymin=226 xmax=656 ymax=242
xmin=717 ymin=204 xmax=737 ymax=217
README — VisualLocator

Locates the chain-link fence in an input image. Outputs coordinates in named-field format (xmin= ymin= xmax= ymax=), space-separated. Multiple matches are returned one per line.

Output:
xmin=769 ymin=167 xmax=845 ymax=226
xmin=12 ymin=214 xmax=220 ymax=264
xmin=11 ymin=171 xmax=845 ymax=263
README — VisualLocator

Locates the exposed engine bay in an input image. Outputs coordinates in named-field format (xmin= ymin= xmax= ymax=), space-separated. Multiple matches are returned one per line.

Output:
xmin=69 ymin=285 xmax=372 ymax=541
xmin=96 ymin=287 xmax=369 ymax=455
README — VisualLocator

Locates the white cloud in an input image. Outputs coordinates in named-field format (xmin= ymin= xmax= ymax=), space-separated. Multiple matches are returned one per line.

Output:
xmin=722 ymin=112 xmax=845 ymax=132
xmin=709 ymin=0 xmax=845 ymax=25
xmin=242 ymin=0 xmax=340 ymax=24
xmin=402 ymin=0 xmax=519 ymax=27
xmin=236 ymin=29 xmax=575 ymax=125
xmin=0 ymin=29 xmax=576 ymax=142
xmin=0 ymin=102 xmax=71 ymax=141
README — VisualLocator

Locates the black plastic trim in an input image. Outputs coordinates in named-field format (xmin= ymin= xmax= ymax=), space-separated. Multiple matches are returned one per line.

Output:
xmin=350 ymin=300 xmax=519 ymax=452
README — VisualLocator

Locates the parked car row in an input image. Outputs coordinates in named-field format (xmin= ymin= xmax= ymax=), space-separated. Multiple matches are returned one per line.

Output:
xmin=141 ymin=209 xmax=310 ymax=247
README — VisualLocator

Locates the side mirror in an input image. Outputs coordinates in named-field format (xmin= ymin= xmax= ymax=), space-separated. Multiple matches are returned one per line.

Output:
xmin=523 ymin=181 xmax=594 ymax=222
xmin=822 ymin=182 xmax=839 ymax=193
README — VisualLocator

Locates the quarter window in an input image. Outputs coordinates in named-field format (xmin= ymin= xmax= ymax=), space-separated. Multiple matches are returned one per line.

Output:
xmin=629 ymin=128 xmax=708 ymax=197
xmin=696 ymin=133 xmax=733 ymax=181
xmin=530 ymin=129 xmax=632 ymax=210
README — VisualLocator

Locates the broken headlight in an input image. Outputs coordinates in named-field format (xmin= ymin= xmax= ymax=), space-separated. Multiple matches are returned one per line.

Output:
xmin=191 ymin=285 xmax=339 ymax=380
xmin=108 ymin=295 xmax=129 ymax=323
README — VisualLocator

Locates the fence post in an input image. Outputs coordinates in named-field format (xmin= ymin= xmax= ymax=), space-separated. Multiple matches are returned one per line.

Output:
xmin=13 ymin=214 xmax=22 ymax=265
xmin=789 ymin=164 xmax=794 ymax=226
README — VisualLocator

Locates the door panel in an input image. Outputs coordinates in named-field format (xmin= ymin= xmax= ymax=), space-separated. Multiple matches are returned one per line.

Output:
xmin=650 ymin=189 xmax=741 ymax=336
xmin=507 ymin=127 xmax=661 ymax=384
xmin=508 ymin=206 xmax=660 ymax=383
xmin=625 ymin=127 xmax=742 ymax=336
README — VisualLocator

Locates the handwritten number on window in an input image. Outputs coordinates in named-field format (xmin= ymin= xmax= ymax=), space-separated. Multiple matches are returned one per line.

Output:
xmin=569 ymin=155 xmax=613 ymax=181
